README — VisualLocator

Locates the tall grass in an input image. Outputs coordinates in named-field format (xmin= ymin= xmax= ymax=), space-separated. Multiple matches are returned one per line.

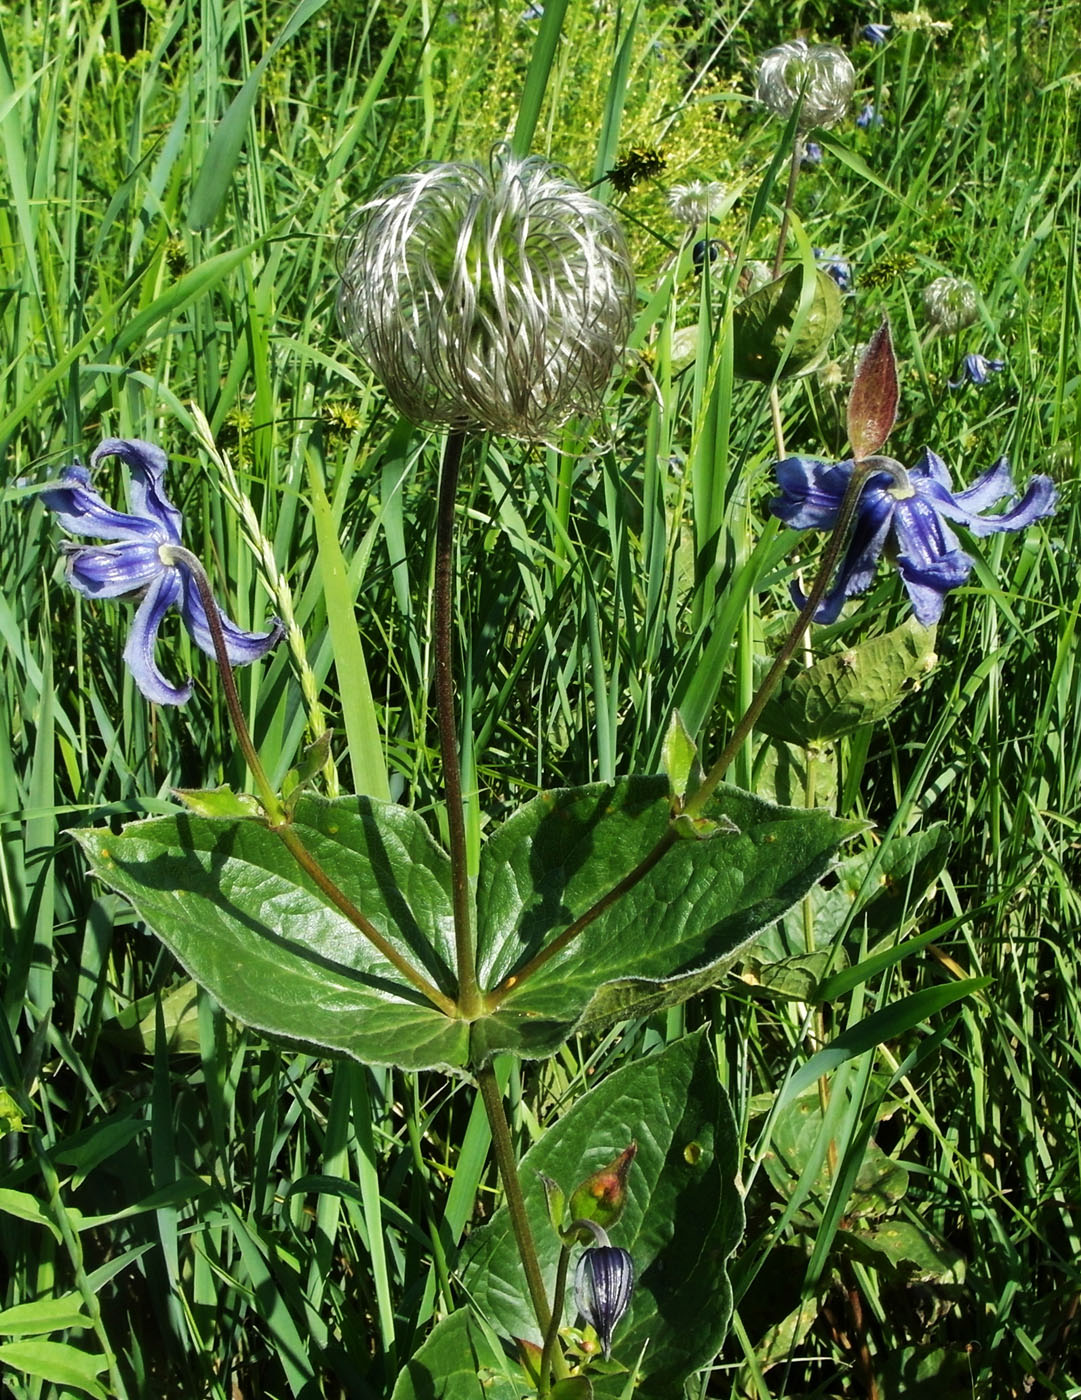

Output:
xmin=1 ymin=0 xmax=1079 ymax=1394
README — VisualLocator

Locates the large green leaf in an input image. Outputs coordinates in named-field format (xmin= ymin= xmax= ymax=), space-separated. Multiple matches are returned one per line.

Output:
xmin=77 ymin=781 xmax=854 ymax=1072
xmin=469 ymin=778 xmax=858 ymax=1061
xmin=76 ymin=795 xmax=471 ymax=1072
xmin=462 ymin=1031 xmax=742 ymax=1399
xmin=390 ymin=1309 xmax=522 ymax=1400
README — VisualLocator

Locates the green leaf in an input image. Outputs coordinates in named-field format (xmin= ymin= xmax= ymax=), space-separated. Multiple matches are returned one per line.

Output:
xmin=762 ymin=1089 xmax=909 ymax=1222
xmin=188 ymin=0 xmax=331 ymax=229
xmin=389 ymin=1309 xmax=522 ymax=1400
xmin=76 ymin=795 xmax=470 ymax=1072
xmin=0 ymin=1340 xmax=107 ymax=1398
xmin=757 ymin=617 xmax=939 ymax=746
xmin=470 ymin=778 xmax=858 ymax=1062
xmin=0 ymin=1087 xmax=23 ymax=1136
xmin=731 ymin=265 xmax=842 ymax=382
xmin=751 ymin=823 xmax=951 ymax=968
xmin=840 ymin=1218 xmax=965 ymax=1284
xmin=173 ymin=785 xmax=264 ymax=819
xmin=0 ymin=1294 xmax=91 ymax=1338
xmin=462 ymin=1031 xmax=743 ymax=1399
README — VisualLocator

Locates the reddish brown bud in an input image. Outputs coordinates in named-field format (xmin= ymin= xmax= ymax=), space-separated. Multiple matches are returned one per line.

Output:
xmin=847 ymin=317 xmax=899 ymax=461
xmin=568 ymin=1143 xmax=637 ymax=1230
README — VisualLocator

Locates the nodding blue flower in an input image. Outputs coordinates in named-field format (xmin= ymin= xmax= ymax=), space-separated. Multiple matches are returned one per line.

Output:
xmin=814 ymin=248 xmax=852 ymax=292
xmin=770 ymin=449 xmax=1057 ymax=625
xmin=574 ymin=1245 xmax=634 ymax=1360
xmin=800 ymin=140 xmax=823 ymax=166
xmin=856 ymin=102 xmax=884 ymax=128
xmin=862 ymin=23 xmax=891 ymax=43
xmin=948 ymin=352 xmax=1006 ymax=388
xmin=692 ymin=238 xmax=720 ymax=270
xmin=41 ymin=438 xmax=283 ymax=705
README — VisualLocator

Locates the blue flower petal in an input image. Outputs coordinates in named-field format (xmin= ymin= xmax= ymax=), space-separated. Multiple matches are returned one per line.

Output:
xmin=40 ymin=464 xmax=164 ymax=543
xmin=895 ymin=548 xmax=973 ymax=624
xmin=64 ymin=541 xmax=164 ymax=598
xmin=92 ymin=439 xmax=183 ymax=542
xmin=771 ymin=456 xmax=852 ymax=529
xmin=923 ymin=467 xmax=1058 ymax=537
xmin=179 ymin=574 xmax=284 ymax=666
xmin=122 ymin=570 xmax=192 ymax=705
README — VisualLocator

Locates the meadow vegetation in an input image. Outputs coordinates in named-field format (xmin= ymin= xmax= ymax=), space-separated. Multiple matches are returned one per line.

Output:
xmin=1 ymin=0 xmax=1079 ymax=1394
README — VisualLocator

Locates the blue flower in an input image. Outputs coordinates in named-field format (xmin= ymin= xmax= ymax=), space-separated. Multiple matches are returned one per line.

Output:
xmin=41 ymin=438 xmax=283 ymax=705
xmin=862 ymin=23 xmax=891 ymax=43
xmin=770 ymin=449 xmax=1057 ymax=624
xmin=800 ymin=140 xmax=823 ymax=166
xmin=814 ymin=248 xmax=852 ymax=291
xmin=574 ymin=1245 xmax=634 ymax=1360
xmin=856 ymin=102 xmax=883 ymax=128
xmin=948 ymin=352 xmax=1005 ymax=388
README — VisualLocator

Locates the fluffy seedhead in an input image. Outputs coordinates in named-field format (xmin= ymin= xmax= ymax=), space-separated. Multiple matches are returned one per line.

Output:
xmin=756 ymin=39 xmax=856 ymax=130
xmin=337 ymin=150 xmax=636 ymax=439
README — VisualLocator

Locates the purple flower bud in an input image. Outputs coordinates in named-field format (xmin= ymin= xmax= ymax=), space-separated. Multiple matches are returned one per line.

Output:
xmin=574 ymin=1246 xmax=634 ymax=1360
xmin=862 ymin=23 xmax=891 ymax=43
xmin=801 ymin=140 xmax=823 ymax=166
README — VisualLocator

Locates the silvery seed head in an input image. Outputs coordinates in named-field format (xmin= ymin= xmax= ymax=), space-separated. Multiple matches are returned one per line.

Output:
xmin=756 ymin=39 xmax=856 ymax=130
xmin=923 ymin=276 xmax=979 ymax=334
xmin=337 ymin=149 xmax=637 ymax=439
xmin=667 ymin=179 xmax=727 ymax=227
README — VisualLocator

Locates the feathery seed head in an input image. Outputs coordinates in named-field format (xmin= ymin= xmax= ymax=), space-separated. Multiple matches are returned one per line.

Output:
xmin=667 ymin=179 xmax=728 ymax=227
xmin=923 ymin=276 xmax=979 ymax=334
xmin=756 ymin=39 xmax=856 ymax=130
xmin=336 ymin=150 xmax=636 ymax=439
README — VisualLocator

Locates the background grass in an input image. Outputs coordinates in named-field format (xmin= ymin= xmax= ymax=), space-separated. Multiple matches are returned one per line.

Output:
xmin=1 ymin=0 xmax=1079 ymax=1395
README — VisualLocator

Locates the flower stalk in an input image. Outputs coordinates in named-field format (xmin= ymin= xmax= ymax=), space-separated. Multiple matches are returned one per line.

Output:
xmin=434 ymin=431 xmax=483 ymax=1017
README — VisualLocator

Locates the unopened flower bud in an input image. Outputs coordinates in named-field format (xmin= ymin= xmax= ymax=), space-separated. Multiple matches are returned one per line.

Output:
xmin=923 ymin=276 xmax=979 ymax=334
xmin=568 ymin=1143 xmax=637 ymax=1230
xmin=337 ymin=149 xmax=636 ymax=439
xmin=574 ymin=1246 xmax=634 ymax=1360
xmin=756 ymin=39 xmax=856 ymax=130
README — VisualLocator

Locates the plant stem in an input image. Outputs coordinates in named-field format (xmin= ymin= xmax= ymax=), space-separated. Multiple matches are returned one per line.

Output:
xmin=771 ymin=138 xmax=804 ymax=279
xmin=539 ymin=1244 xmax=573 ymax=1396
xmin=475 ymin=1062 xmax=568 ymax=1378
xmin=164 ymin=545 xmax=284 ymax=824
xmin=686 ymin=461 xmax=878 ymax=815
xmin=166 ymin=546 xmax=457 ymax=1017
xmin=434 ymin=429 xmax=483 ymax=1018
xmin=485 ymin=827 xmax=677 ymax=1008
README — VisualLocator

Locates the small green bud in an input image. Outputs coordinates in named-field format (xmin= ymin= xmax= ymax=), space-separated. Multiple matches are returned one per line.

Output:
xmin=568 ymin=1143 xmax=637 ymax=1231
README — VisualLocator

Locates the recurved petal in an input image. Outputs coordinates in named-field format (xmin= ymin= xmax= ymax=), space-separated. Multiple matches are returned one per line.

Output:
xmin=40 ymin=464 xmax=164 ymax=542
xmin=179 ymin=575 xmax=284 ymax=666
xmin=92 ymin=438 xmax=184 ymax=542
xmin=937 ymin=454 xmax=1013 ymax=511
xmin=63 ymin=541 xmax=164 ymax=598
xmin=121 ymin=569 xmax=192 ymax=705
xmin=895 ymin=546 xmax=974 ymax=625
xmin=771 ymin=456 xmax=853 ymax=529
xmin=923 ymin=467 xmax=1058 ymax=537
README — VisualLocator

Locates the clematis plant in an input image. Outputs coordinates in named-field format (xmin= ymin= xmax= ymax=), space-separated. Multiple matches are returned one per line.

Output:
xmin=41 ymin=438 xmax=282 ymax=705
